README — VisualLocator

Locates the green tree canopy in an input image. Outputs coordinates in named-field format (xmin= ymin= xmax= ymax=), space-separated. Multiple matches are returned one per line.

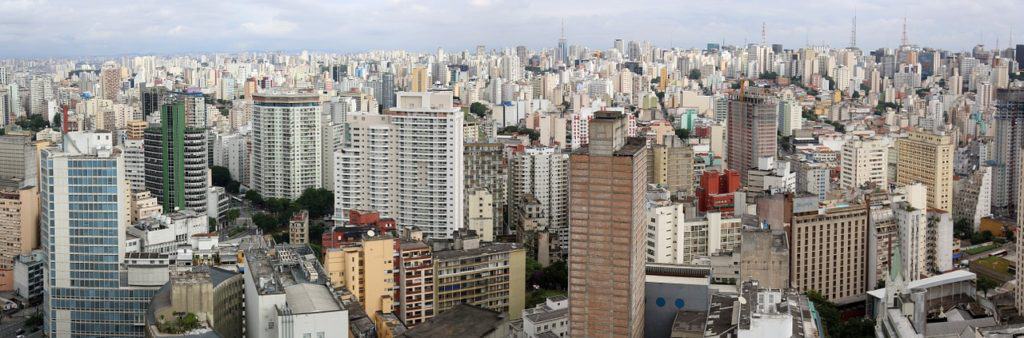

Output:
xmin=688 ymin=69 xmax=701 ymax=80
xmin=470 ymin=102 xmax=489 ymax=118
xmin=296 ymin=188 xmax=334 ymax=219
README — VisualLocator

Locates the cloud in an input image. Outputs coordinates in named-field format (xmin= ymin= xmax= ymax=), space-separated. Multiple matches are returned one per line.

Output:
xmin=242 ymin=18 xmax=298 ymax=36
xmin=0 ymin=0 xmax=1018 ymax=58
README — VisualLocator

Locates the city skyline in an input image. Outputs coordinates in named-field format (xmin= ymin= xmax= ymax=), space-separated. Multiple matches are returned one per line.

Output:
xmin=0 ymin=0 xmax=1021 ymax=58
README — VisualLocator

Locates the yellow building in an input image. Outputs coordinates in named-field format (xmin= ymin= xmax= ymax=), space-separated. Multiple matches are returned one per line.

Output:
xmin=896 ymin=131 xmax=954 ymax=212
xmin=324 ymin=236 xmax=396 ymax=316
xmin=433 ymin=231 xmax=526 ymax=320
xmin=411 ymin=66 xmax=429 ymax=92
xmin=0 ymin=179 xmax=38 ymax=291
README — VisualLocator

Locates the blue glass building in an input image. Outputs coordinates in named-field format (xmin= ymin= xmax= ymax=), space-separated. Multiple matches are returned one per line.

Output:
xmin=42 ymin=133 xmax=159 ymax=337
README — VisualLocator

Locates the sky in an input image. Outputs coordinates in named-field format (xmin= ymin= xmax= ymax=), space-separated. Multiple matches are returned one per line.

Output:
xmin=0 ymin=0 xmax=1020 ymax=58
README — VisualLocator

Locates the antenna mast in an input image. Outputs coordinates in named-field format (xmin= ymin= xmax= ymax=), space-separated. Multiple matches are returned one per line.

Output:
xmin=901 ymin=17 xmax=909 ymax=47
xmin=850 ymin=9 xmax=857 ymax=48
xmin=761 ymin=22 xmax=767 ymax=45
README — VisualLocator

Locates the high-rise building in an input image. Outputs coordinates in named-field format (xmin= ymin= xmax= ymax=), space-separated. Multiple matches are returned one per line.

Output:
xmin=509 ymin=146 xmax=569 ymax=251
xmin=790 ymin=196 xmax=868 ymax=305
xmin=895 ymin=131 xmax=954 ymax=212
xmin=99 ymin=62 xmax=121 ymax=100
xmin=993 ymin=88 xmax=1024 ymax=217
xmin=726 ymin=86 xmax=778 ymax=185
xmin=381 ymin=72 xmax=395 ymax=109
xmin=648 ymin=136 xmax=695 ymax=196
xmin=29 ymin=75 xmax=51 ymax=116
xmin=841 ymin=137 xmax=889 ymax=190
xmin=396 ymin=239 xmax=434 ymax=326
xmin=568 ymin=111 xmax=648 ymax=337
xmin=334 ymin=91 xmax=463 ymax=239
xmin=0 ymin=179 xmax=38 ymax=291
xmin=123 ymin=137 xmax=146 ymax=192
xmin=144 ymin=102 xmax=209 ymax=213
xmin=252 ymin=93 xmax=322 ymax=199
xmin=411 ymin=66 xmax=429 ymax=92
xmin=464 ymin=143 xmax=508 ymax=236
xmin=43 ymin=132 xmax=163 ymax=337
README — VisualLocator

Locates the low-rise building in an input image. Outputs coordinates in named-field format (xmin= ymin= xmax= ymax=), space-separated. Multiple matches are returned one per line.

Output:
xmin=145 ymin=266 xmax=245 ymax=338
xmin=207 ymin=186 xmax=230 ymax=226
xmin=508 ymin=296 xmax=568 ymax=338
xmin=289 ymin=209 xmax=309 ymax=244
xmin=243 ymin=243 xmax=349 ymax=338
xmin=13 ymin=249 xmax=44 ymax=304
xmin=128 ymin=210 xmax=208 ymax=254
xmin=704 ymin=280 xmax=823 ymax=337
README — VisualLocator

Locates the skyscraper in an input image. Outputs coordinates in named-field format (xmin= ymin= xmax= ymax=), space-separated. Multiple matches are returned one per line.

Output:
xmin=144 ymin=101 xmax=209 ymax=213
xmin=726 ymin=85 xmax=778 ymax=185
xmin=251 ymin=93 xmax=322 ymax=199
xmin=334 ymin=91 xmax=463 ymax=238
xmin=43 ymin=132 xmax=161 ymax=337
xmin=992 ymin=88 xmax=1024 ymax=217
xmin=568 ymin=111 xmax=648 ymax=337
xmin=895 ymin=131 xmax=954 ymax=212
xmin=99 ymin=62 xmax=121 ymax=100
xmin=381 ymin=72 xmax=395 ymax=109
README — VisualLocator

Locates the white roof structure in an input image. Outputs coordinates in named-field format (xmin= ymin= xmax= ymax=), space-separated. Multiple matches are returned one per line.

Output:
xmin=867 ymin=270 xmax=976 ymax=299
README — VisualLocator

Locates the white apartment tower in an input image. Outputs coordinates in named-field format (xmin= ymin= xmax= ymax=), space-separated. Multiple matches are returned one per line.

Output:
xmin=334 ymin=91 xmax=464 ymax=238
xmin=509 ymin=147 xmax=570 ymax=250
xmin=251 ymin=93 xmax=322 ymax=199
xmin=841 ymin=137 xmax=889 ymax=190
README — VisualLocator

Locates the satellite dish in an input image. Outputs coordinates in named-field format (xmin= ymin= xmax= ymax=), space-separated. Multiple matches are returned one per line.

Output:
xmin=367 ymin=230 xmax=376 ymax=237
xmin=738 ymin=296 xmax=747 ymax=305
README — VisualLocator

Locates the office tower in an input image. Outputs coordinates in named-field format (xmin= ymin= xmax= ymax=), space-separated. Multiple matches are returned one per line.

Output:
xmin=509 ymin=147 xmax=569 ymax=251
xmin=0 ymin=134 xmax=37 ymax=183
xmin=840 ymin=137 xmax=889 ymax=190
xmin=648 ymin=135 xmax=695 ymax=196
xmin=243 ymin=244 xmax=348 ymax=338
xmin=411 ymin=66 xmax=429 ymax=92
xmin=726 ymin=86 xmax=778 ymax=185
xmin=43 ymin=132 xmax=162 ymax=337
xmin=29 ymin=75 xmax=52 ymax=116
xmin=323 ymin=234 xmax=395 ymax=315
xmin=464 ymin=143 xmax=508 ymax=236
xmin=381 ymin=72 xmax=395 ymax=109
xmin=993 ymin=88 xmax=1024 ymax=217
xmin=0 ymin=179 xmax=38 ymax=291
xmin=396 ymin=239 xmax=434 ymax=326
xmin=1017 ymin=44 xmax=1024 ymax=67
xmin=895 ymin=131 xmax=954 ymax=212
xmin=334 ymin=92 xmax=463 ymax=239
xmin=790 ymin=196 xmax=868 ymax=305
xmin=568 ymin=111 xmax=648 ymax=337
xmin=251 ymin=93 xmax=322 ymax=199
xmin=99 ymin=62 xmax=121 ymax=100
xmin=432 ymin=230 xmax=525 ymax=320
xmin=331 ymin=64 xmax=348 ymax=82
xmin=144 ymin=102 xmax=209 ymax=213
xmin=140 ymin=85 xmax=166 ymax=118
xmin=557 ymin=23 xmax=569 ymax=65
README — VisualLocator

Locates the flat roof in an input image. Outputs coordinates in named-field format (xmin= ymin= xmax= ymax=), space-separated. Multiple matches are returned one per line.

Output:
xmin=284 ymin=283 xmax=342 ymax=314
xmin=867 ymin=270 xmax=976 ymax=299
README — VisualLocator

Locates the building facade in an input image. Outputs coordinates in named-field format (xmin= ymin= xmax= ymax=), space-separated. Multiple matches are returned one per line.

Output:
xmin=789 ymin=196 xmax=869 ymax=305
xmin=252 ymin=93 xmax=322 ymax=199
xmin=896 ymin=131 xmax=954 ymax=212
xmin=144 ymin=102 xmax=209 ymax=213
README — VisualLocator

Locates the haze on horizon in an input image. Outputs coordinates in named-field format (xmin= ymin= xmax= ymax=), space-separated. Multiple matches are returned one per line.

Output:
xmin=0 ymin=0 xmax=1019 ymax=58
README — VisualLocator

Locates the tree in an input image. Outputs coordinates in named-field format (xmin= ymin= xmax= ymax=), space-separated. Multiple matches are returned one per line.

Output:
xmin=15 ymin=114 xmax=49 ymax=132
xmin=675 ymin=128 xmax=690 ymax=141
xmin=208 ymin=217 xmax=218 ymax=232
xmin=245 ymin=190 xmax=263 ymax=206
xmin=211 ymin=166 xmax=233 ymax=187
xmin=954 ymin=219 xmax=973 ymax=240
xmin=470 ymin=102 xmax=489 ymax=118
xmin=759 ymin=71 xmax=779 ymax=80
xmin=52 ymin=113 xmax=62 ymax=130
xmin=296 ymin=188 xmax=334 ymax=219
xmin=252 ymin=213 xmax=279 ymax=232
xmin=226 ymin=181 xmax=241 ymax=194
xmin=226 ymin=209 xmax=240 ymax=225
xmin=852 ymin=91 xmax=861 ymax=99
xmin=688 ymin=69 xmax=701 ymax=80
xmin=977 ymin=276 xmax=998 ymax=296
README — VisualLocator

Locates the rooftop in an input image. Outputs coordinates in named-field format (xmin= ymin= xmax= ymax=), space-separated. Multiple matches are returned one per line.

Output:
xmin=282 ymin=283 xmax=342 ymax=314
xmin=432 ymin=241 xmax=521 ymax=260
xmin=399 ymin=304 xmax=506 ymax=338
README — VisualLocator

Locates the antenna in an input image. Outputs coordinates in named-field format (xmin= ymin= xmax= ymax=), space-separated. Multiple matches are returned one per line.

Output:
xmin=560 ymin=18 xmax=565 ymax=40
xmin=761 ymin=22 xmax=767 ymax=45
xmin=901 ymin=16 xmax=909 ymax=47
xmin=850 ymin=8 xmax=857 ymax=48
